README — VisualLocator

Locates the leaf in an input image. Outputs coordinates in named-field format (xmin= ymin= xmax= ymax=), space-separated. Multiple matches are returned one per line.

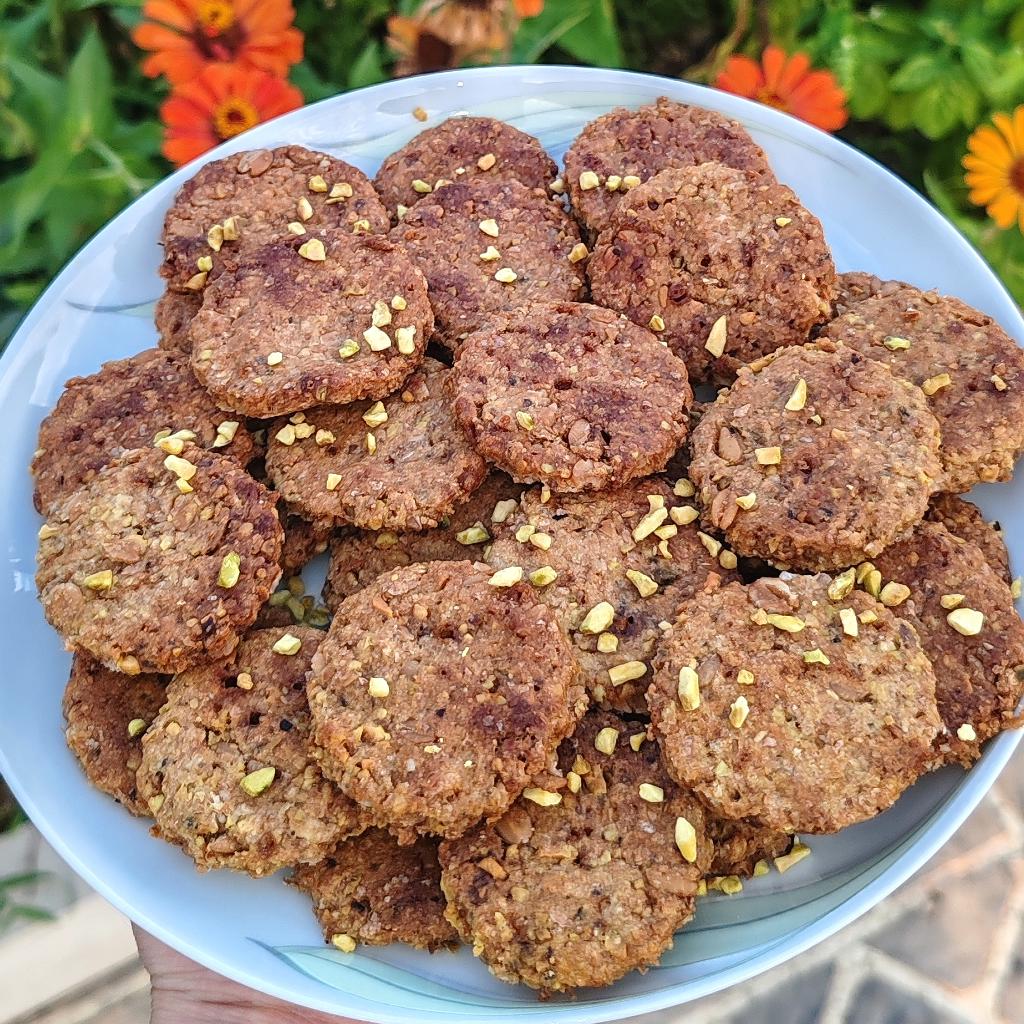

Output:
xmin=348 ymin=40 xmax=387 ymax=90
xmin=63 ymin=26 xmax=114 ymax=148
xmin=890 ymin=52 xmax=945 ymax=93
xmin=558 ymin=0 xmax=623 ymax=67
xmin=912 ymin=81 xmax=961 ymax=139
xmin=513 ymin=0 xmax=623 ymax=68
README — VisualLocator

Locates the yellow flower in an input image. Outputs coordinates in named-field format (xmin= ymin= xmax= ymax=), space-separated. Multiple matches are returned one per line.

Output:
xmin=964 ymin=106 xmax=1024 ymax=232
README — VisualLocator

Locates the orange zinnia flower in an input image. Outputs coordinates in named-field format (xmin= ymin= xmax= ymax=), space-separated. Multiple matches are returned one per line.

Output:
xmin=160 ymin=63 xmax=303 ymax=166
xmin=715 ymin=45 xmax=848 ymax=133
xmin=133 ymin=0 xmax=303 ymax=86
xmin=964 ymin=107 xmax=1024 ymax=232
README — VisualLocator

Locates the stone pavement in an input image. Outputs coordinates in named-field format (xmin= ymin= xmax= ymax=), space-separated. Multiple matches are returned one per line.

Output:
xmin=15 ymin=749 xmax=1024 ymax=1024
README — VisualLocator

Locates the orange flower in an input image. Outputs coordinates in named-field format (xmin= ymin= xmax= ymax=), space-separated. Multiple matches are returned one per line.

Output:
xmin=160 ymin=63 xmax=302 ymax=166
xmin=964 ymin=107 xmax=1024 ymax=232
xmin=514 ymin=0 xmax=544 ymax=15
xmin=133 ymin=0 xmax=303 ymax=85
xmin=715 ymin=45 xmax=848 ymax=133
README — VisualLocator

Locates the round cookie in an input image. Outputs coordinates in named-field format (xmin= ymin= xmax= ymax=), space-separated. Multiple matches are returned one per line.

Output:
xmin=306 ymin=560 xmax=587 ymax=843
xmin=160 ymin=146 xmax=388 ymax=292
xmin=265 ymin=358 xmax=487 ymax=531
xmin=564 ymin=96 xmax=773 ymax=238
xmin=831 ymin=270 xmax=892 ymax=315
xmin=190 ymin=231 xmax=433 ymax=418
xmin=588 ymin=163 xmax=836 ymax=382
xmin=36 ymin=446 xmax=283 ymax=675
xmin=438 ymin=711 xmax=712 ymax=994
xmin=927 ymin=494 xmax=1011 ymax=585
xmin=280 ymin=515 xmax=332 ymax=576
xmin=451 ymin=302 xmax=692 ymax=492
xmin=155 ymin=289 xmax=201 ymax=354
xmin=322 ymin=472 xmax=523 ymax=608
xmin=689 ymin=341 xmax=942 ymax=571
xmin=63 ymin=653 xmax=167 ymax=816
xmin=873 ymin=522 xmax=1024 ymax=767
xmin=484 ymin=480 xmax=738 ymax=712
xmin=138 ymin=626 xmax=362 ymax=874
xmin=390 ymin=178 xmax=586 ymax=351
xmin=289 ymin=829 xmax=457 ymax=952
xmin=32 ymin=347 xmax=256 ymax=514
xmin=707 ymin=815 xmax=792 ymax=878
xmin=649 ymin=574 xmax=941 ymax=834
xmin=373 ymin=117 xmax=557 ymax=220
xmin=821 ymin=279 xmax=1024 ymax=491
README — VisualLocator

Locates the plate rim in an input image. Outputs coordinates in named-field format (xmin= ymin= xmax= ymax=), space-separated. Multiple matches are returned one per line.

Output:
xmin=2 ymin=62 xmax=1022 ymax=1023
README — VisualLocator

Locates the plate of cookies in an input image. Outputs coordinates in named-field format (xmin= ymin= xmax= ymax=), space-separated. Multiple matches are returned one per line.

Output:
xmin=2 ymin=64 xmax=1024 ymax=1023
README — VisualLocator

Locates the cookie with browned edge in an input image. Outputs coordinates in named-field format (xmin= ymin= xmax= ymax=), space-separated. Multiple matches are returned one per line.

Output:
xmin=155 ymin=289 xmax=201 ymax=354
xmin=927 ymin=494 xmax=1011 ymax=585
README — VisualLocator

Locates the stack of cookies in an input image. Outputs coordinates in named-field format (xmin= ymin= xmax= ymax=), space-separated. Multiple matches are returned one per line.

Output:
xmin=34 ymin=98 xmax=1024 ymax=996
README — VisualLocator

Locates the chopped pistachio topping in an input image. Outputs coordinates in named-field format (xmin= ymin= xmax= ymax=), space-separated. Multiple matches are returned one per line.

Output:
xmin=565 ymin=770 xmax=582 ymax=794
xmin=955 ymin=722 xmax=978 ymax=743
xmin=477 ymin=152 xmax=497 ymax=170
xmin=670 ymin=505 xmax=699 ymax=526
xmin=626 ymin=569 xmax=658 ymax=597
xmin=478 ymin=218 xmax=500 ymax=237
xmin=678 ymin=666 xmax=701 ymax=710
xmin=207 ymin=223 xmax=225 ymax=251
xmin=127 ymin=718 xmax=147 ymax=739
xmin=856 ymin=561 xmax=876 ymax=584
xmin=594 ymin=727 xmax=619 ymax=755
xmin=331 ymin=933 xmax=356 ymax=953
xmin=775 ymin=841 xmax=811 ymax=873
xmin=1011 ymin=577 xmax=1021 ymax=599
xmin=622 ymin=174 xmax=642 ymax=189
xmin=337 ymin=338 xmax=360 ymax=359
xmin=163 ymin=454 xmax=197 ymax=481
xmin=352 ymin=218 xmax=372 ymax=234
xmin=313 ymin=429 xmax=335 ymax=447
xmin=704 ymin=315 xmax=728 ymax=358
xmin=879 ymin=581 xmax=911 ymax=606
xmin=940 ymin=593 xmax=964 ymax=609
xmin=523 ymin=787 xmax=562 ymax=806
xmin=515 ymin=410 xmax=535 ymax=431
xmin=638 ymin=783 xmax=664 ymax=803
xmin=755 ymin=446 xmax=782 ymax=465
xmin=673 ymin=478 xmax=696 ymax=498
xmin=479 ymin=245 xmax=501 ymax=262
xmin=371 ymin=301 xmax=393 ymax=328
xmin=456 ymin=523 xmax=490 ymax=545
xmin=859 ymin=609 xmax=878 ymax=625
xmin=529 ymin=565 xmax=557 ymax=587
xmin=363 ymin=325 xmax=392 ymax=351
xmin=235 ymin=672 xmax=254 ymax=690
xmin=221 ymin=216 xmax=239 ymax=240
xmin=275 ymin=424 xmax=297 ymax=447
xmin=766 ymin=613 xmax=805 ymax=633
xmin=491 ymin=498 xmax=518 ymax=523
xmin=785 ymin=377 xmax=808 ymax=412
xmin=729 ymin=695 xmax=750 ymax=728
xmin=629 ymin=732 xmax=646 ymax=752
xmin=240 ymin=766 xmax=276 ymax=797
xmin=674 ymin=816 xmax=698 ymax=863
xmin=803 ymin=648 xmax=830 ymax=666
xmin=568 ymin=242 xmax=589 ymax=263
xmin=213 ymin=421 xmax=239 ymax=447
xmin=655 ymin=523 xmax=678 ymax=540
xmin=296 ymin=196 xmax=314 ymax=222
xmin=697 ymin=532 xmax=721 ymax=558
xmin=184 ymin=271 xmax=208 ymax=290
xmin=596 ymin=632 xmax=619 ymax=653
xmin=362 ymin=401 xmax=388 ymax=428
xmin=884 ymin=335 xmax=911 ymax=351
xmin=38 ymin=523 xmax=59 ymax=540
xmin=603 ymin=174 xmax=622 ymax=191
xmin=839 ymin=607 xmax=859 ymax=637
xmin=862 ymin=568 xmax=882 ymax=599
xmin=608 ymin=661 xmax=647 ymax=685
xmin=411 ymin=178 xmax=432 ymax=194
xmin=266 ymin=350 xmax=284 ymax=366
xmin=218 ymin=552 xmax=241 ymax=589
xmin=529 ymin=532 xmax=552 ymax=551
xmin=578 ymin=170 xmax=600 ymax=190
xmin=175 ymin=479 xmax=193 ymax=494
xmin=325 ymin=473 xmax=342 ymax=492
xmin=488 ymin=566 xmax=523 ymax=587
xmin=394 ymin=326 xmax=417 ymax=354
xmin=298 ymin=238 xmax=326 ymax=261
xmin=549 ymin=177 xmax=565 ymax=193
xmin=580 ymin=601 xmax=615 ymax=634
xmin=148 ymin=795 xmax=165 ymax=813
xmin=828 ymin=567 xmax=856 ymax=601
xmin=633 ymin=506 xmax=669 ymax=541
xmin=272 ymin=633 xmax=302 ymax=656
xmin=365 ymin=432 xmax=377 ymax=454
xmin=196 ymin=254 xmax=213 ymax=273
xmin=719 ymin=550 xmax=738 ymax=570
xmin=648 ymin=313 xmax=666 ymax=332
xmin=494 ymin=267 xmax=518 ymax=283
xmin=515 ymin=524 xmax=536 ymax=544
xmin=775 ymin=216 xmax=792 ymax=227
xmin=308 ymin=175 xmax=328 ymax=192
xmin=367 ymin=676 xmax=390 ymax=698
xmin=737 ymin=668 xmax=755 ymax=686
xmin=947 ymin=607 xmax=984 ymax=635
xmin=992 ymin=374 xmax=1008 ymax=391
xmin=715 ymin=875 xmax=744 ymax=895
xmin=922 ymin=372 xmax=952 ymax=396
xmin=82 ymin=569 xmax=113 ymax=591
xmin=735 ymin=492 xmax=757 ymax=510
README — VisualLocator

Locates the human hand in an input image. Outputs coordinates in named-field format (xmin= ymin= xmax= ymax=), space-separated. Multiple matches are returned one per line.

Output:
xmin=134 ymin=925 xmax=355 ymax=1024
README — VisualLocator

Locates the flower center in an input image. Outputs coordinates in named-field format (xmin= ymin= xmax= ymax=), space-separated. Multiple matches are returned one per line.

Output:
xmin=1010 ymin=156 xmax=1024 ymax=198
xmin=755 ymin=88 xmax=786 ymax=112
xmin=212 ymin=97 xmax=259 ymax=140
xmin=197 ymin=0 xmax=235 ymax=36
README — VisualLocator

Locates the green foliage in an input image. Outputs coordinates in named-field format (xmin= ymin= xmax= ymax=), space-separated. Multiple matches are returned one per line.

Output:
xmin=0 ymin=871 xmax=55 ymax=933
xmin=1 ymin=0 xmax=1022 ymax=347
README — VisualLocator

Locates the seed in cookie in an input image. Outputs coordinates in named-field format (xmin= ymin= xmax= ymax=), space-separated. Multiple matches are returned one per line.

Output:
xmin=391 ymin=179 xmax=586 ymax=352
xmin=822 ymin=275 xmax=1024 ymax=491
xmin=289 ymin=829 xmax=458 ymax=952
xmin=306 ymin=560 xmax=586 ymax=842
xmin=438 ymin=711 xmax=712 ymax=993
xmin=451 ymin=302 xmax=692 ymax=492
xmin=36 ymin=446 xmax=283 ymax=674
xmin=372 ymin=117 xmax=557 ymax=221
xmin=137 ymin=627 xmax=363 ymax=874
xmin=265 ymin=359 xmax=486 ymax=531
xmin=649 ymin=574 xmax=941 ymax=834
xmin=62 ymin=653 xmax=167 ymax=816
xmin=588 ymin=163 xmax=835 ymax=382
xmin=189 ymin=232 xmax=433 ymax=418
xmin=689 ymin=341 xmax=942 ymax=571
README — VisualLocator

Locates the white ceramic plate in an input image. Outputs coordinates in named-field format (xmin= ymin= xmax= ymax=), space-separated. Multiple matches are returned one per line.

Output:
xmin=1 ymin=65 xmax=1021 ymax=1024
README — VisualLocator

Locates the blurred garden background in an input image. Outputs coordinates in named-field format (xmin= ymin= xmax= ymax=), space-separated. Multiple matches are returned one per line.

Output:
xmin=1 ymin=0 xmax=1024 ymax=350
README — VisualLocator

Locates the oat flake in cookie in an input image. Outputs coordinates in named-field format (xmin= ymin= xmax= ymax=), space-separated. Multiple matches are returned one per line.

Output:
xmin=190 ymin=231 xmax=433 ymax=418
xmin=32 ymin=347 xmax=256 ymax=514
xmin=821 ymin=277 xmax=1024 ymax=492
xmin=451 ymin=302 xmax=692 ymax=492
xmin=160 ymin=146 xmax=388 ymax=292
xmin=484 ymin=480 xmax=738 ymax=712
xmin=649 ymin=574 xmax=941 ymax=835
xmin=588 ymin=163 xmax=836 ymax=382
xmin=322 ymin=472 xmax=522 ymax=607
xmin=306 ymin=560 xmax=587 ymax=843
xmin=439 ymin=711 xmax=712 ymax=994
xmin=564 ymin=96 xmax=773 ymax=238
xmin=689 ymin=341 xmax=942 ymax=571
xmin=138 ymin=626 xmax=362 ymax=874
xmin=873 ymin=522 xmax=1024 ymax=768
xmin=927 ymin=494 xmax=1012 ymax=586
xmin=36 ymin=446 xmax=282 ymax=675
xmin=289 ymin=829 xmax=457 ymax=952
xmin=63 ymin=653 xmax=167 ymax=816
xmin=265 ymin=358 xmax=487 ymax=531
xmin=391 ymin=178 xmax=586 ymax=351
xmin=373 ymin=116 xmax=557 ymax=221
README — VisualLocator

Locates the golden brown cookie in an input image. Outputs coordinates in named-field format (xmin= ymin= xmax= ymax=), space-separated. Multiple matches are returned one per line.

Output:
xmin=927 ymin=494 xmax=1011 ymax=585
